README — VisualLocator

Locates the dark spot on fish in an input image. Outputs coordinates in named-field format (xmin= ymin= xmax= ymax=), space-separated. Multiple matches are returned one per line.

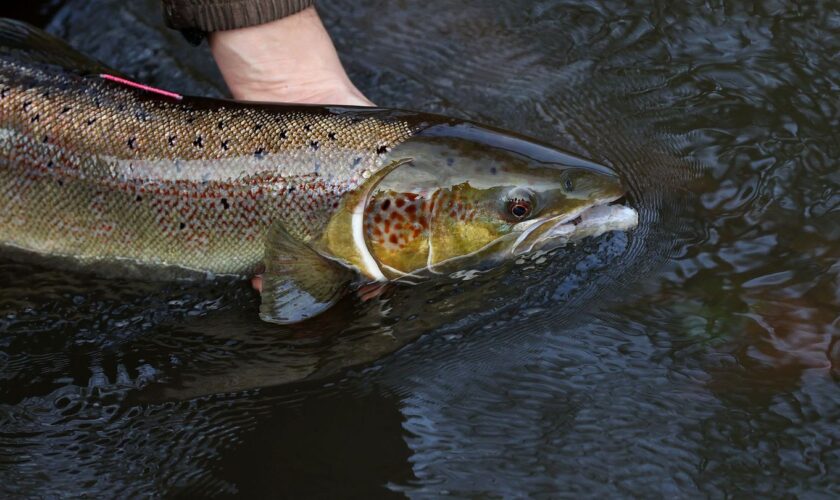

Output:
xmin=221 ymin=198 xmax=230 ymax=209
xmin=328 ymin=131 xmax=337 ymax=140
xmin=41 ymin=91 xmax=49 ymax=98
xmin=351 ymin=117 xmax=362 ymax=124
xmin=254 ymin=148 xmax=266 ymax=159
xmin=217 ymin=120 xmax=225 ymax=130
xmin=22 ymin=101 xmax=31 ymax=111
xmin=47 ymin=161 xmax=53 ymax=169
xmin=42 ymin=135 xmax=48 ymax=143
xmin=57 ymin=179 xmax=63 ymax=186
xmin=310 ymin=140 xmax=319 ymax=150
xmin=352 ymin=157 xmax=362 ymax=168
xmin=168 ymin=135 xmax=176 ymax=147
xmin=117 ymin=104 xmax=125 ymax=111
xmin=179 ymin=222 xmax=186 ymax=230
xmin=376 ymin=145 xmax=388 ymax=155
xmin=381 ymin=199 xmax=391 ymax=210
xmin=221 ymin=140 xmax=229 ymax=151
xmin=0 ymin=88 xmax=8 ymax=98
xmin=288 ymin=186 xmax=296 ymax=193
xmin=193 ymin=136 xmax=203 ymax=148
xmin=186 ymin=116 xmax=195 ymax=124
xmin=254 ymin=123 xmax=263 ymax=131
xmin=279 ymin=130 xmax=288 ymax=140
xmin=86 ymin=117 xmax=96 ymax=126
xmin=303 ymin=124 xmax=312 ymax=132
xmin=127 ymin=137 xmax=136 ymax=149
xmin=60 ymin=106 xmax=71 ymax=114
xmin=135 ymin=110 xmax=150 ymax=122
xmin=30 ymin=114 xmax=39 ymax=123
xmin=446 ymin=157 xmax=454 ymax=166
xmin=135 ymin=195 xmax=142 ymax=202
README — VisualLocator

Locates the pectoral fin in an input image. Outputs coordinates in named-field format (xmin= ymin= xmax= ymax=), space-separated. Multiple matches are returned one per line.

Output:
xmin=259 ymin=223 xmax=355 ymax=325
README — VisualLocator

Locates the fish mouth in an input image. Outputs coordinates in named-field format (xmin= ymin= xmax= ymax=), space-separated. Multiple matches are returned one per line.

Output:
xmin=511 ymin=195 xmax=639 ymax=255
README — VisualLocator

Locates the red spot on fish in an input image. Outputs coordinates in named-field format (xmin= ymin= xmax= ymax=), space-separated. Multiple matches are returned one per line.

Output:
xmin=449 ymin=210 xmax=457 ymax=218
xmin=389 ymin=234 xmax=398 ymax=244
xmin=405 ymin=204 xmax=417 ymax=214
xmin=393 ymin=222 xmax=402 ymax=231
xmin=396 ymin=198 xmax=405 ymax=208
xmin=381 ymin=199 xmax=391 ymax=210
xmin=374 ymin=214 xmax=382 ymax=223
xmin=373 ymin=227 xmax=382 ymax=237
xmin=419 ymin=216 xmax=429 ymax=229
xmin=391 ymin=211 xmax=404 ymax=222
xmin=384 ymin=220 xmax=391 ymax=233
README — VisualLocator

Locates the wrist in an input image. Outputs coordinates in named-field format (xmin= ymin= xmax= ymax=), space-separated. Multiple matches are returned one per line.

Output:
xmin=209 ymin=7 xmax=371 ymax=106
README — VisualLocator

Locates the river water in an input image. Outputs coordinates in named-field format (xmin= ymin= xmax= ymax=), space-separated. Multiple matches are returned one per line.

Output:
xmin=0 ymin=1 xmax=838 ymax=497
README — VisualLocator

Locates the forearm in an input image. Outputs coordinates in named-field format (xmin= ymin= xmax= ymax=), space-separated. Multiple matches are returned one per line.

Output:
xmin=208 ymin=7 xmax=371 ymax=105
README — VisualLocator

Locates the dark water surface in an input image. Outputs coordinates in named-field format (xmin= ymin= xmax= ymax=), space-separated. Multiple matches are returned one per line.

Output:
xmin=1 ymin=1 xmax=838 ymax=497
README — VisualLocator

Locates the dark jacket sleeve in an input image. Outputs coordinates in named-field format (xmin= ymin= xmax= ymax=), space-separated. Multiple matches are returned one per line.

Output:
xmin=163 ymin=0 xmax=315 ymax=32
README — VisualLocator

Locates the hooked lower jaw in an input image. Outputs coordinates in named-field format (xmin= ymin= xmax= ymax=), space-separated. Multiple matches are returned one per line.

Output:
xmin=511 ymin=196 xmax=639 ymax=255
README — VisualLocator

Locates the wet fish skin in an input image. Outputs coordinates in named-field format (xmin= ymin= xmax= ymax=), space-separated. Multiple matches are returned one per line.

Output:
xmin=0 ymin=37 xmax=420 ymax=276
xmin=0 ymin=19 xmax=635 ymax=324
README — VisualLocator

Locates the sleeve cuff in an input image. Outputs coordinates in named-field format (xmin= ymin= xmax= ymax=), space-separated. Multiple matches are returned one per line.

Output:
xmin=164 ymin=0 xmax=315 ymax=32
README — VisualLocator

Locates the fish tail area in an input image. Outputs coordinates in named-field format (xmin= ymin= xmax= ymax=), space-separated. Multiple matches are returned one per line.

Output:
xmin=0 ymin=17 xmax=121 ymax=76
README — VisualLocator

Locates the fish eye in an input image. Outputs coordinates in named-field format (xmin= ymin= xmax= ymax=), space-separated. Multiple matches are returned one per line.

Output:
xmin=503 ymin=187 xmax=536 ymax=221
xmin=509 ymin=201 xmax=531 ymax=219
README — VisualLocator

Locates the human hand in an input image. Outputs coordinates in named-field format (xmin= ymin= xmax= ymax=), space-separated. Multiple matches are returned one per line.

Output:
xmin=209 ymin=6 xmax=373 ymax=106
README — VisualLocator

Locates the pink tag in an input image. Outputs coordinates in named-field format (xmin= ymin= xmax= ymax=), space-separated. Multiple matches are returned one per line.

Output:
xmin=99 ymin=74 xmax=183 ymax=100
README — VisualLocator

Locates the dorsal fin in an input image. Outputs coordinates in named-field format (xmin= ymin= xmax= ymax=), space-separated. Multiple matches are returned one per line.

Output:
xmin=0 ymin=18 xmax=121 ymax=76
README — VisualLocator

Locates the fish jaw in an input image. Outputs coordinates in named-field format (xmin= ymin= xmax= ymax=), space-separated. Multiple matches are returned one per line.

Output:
xmin=511 ymin=197 xmax=638 ymax=255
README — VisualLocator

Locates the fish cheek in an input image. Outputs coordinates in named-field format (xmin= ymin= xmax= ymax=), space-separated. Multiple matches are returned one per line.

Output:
xmin=370 ymin=233 xmax=430 ymax=276
xmin=428 ymin=196 xmax=507 ymax=265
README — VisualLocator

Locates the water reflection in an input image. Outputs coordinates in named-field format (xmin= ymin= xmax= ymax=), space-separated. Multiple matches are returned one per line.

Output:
xmin=0 ymin=0 xmax=838 ymax=496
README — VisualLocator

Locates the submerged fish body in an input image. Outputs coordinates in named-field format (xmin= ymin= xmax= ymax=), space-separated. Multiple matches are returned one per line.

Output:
xmin=0 ymin=19 xmax=638 ymax=324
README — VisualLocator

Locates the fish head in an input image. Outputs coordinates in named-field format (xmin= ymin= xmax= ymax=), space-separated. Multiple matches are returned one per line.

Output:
xmin=364 ymin=122 xmax=636 ymax=277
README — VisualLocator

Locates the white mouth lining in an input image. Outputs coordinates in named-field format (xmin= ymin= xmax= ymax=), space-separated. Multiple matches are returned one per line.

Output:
xmin=511 ymin=203 xmax=594 ymax=254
